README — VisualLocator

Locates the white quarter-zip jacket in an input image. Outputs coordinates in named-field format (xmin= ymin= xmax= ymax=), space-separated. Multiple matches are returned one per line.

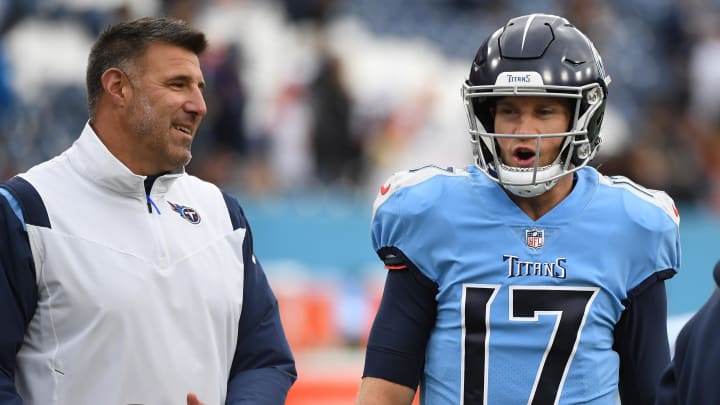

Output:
xmin=0 ymin=123 xmax=296 ymax=405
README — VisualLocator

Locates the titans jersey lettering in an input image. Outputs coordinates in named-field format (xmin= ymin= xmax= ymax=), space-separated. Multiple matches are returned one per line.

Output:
xmin=504 ymin=255 xmax=567 ymax=278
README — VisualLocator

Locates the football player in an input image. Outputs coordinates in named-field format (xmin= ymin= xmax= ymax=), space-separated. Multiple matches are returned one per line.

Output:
xmin=357 ymin=13 xmax=680 ymax=405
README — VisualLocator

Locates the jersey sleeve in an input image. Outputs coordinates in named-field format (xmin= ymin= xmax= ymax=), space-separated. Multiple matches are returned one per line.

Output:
xmin=609 ymin=185 xmax=679 ymax=404
xmin=649 ymin=199 xmax=680 ymax=281
xmin=0 ymin=179 xmax=45 ymax=404
xmin=365 ymin=167 xmax=463 ymax=388
xmin=371 ymin=166 xmax=466 ymax=281
xmin=221 ymin=193 xmax=297 ymax=404
xmin=605 ymin=176 xmax=681 ymax=289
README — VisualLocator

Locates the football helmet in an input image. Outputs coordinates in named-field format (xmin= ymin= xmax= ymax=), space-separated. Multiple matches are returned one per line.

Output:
xmin=462 ymin=14 xmax=611 ymax=197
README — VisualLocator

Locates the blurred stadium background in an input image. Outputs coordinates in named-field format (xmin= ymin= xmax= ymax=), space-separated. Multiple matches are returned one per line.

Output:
xmin=1 ymin=0 xmax=720 ymax=403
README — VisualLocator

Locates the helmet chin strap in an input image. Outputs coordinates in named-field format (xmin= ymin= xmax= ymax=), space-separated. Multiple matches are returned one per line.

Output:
xmin=496 ymin=162 xmax=563 ymax=198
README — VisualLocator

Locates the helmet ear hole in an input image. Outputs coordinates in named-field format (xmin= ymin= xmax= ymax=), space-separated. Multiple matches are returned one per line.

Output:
xmin=571 ymin=105 xmax=605 ymax=166
xmin=573 ymin=143 xmax=591 ymax=164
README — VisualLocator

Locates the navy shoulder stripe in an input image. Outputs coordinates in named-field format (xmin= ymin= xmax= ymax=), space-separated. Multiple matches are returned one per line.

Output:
xmin=221 ymin=191 xmax=248 ymax=231
xmin=0 ymin=177 xmax=50 ymax=229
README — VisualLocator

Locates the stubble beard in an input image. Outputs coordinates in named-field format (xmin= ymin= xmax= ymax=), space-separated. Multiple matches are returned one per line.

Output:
xmin=130 ymin=94 xmax=192 ymax=172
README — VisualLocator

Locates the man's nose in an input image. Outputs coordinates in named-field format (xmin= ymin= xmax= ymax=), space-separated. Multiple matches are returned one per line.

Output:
xmin=514 ymin=113 xmax=538 ymax=135
xmin=186 ymin=86 xmax=207 ymax=117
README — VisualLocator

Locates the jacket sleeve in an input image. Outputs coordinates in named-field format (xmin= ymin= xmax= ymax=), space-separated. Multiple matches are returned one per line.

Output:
xmin=0 ymin=183 xmax=41 ymax=405
xmin=656 ymin=261 xmax=720 ymax=405
xmin=221 ymin=193 xmax=296 ymax=404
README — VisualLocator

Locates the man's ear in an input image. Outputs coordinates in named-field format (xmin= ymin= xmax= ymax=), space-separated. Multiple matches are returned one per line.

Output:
xmin=100 ymin=67 xmax=130 ymax=105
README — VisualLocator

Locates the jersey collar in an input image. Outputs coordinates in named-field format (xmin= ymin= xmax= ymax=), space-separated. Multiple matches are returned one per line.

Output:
xmin=471 ymin=165 xmax=598 ymax=225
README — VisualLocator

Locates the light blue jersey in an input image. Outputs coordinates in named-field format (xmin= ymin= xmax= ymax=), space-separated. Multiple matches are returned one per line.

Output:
xmin=371 ymin=165 xmax=680 ymax=404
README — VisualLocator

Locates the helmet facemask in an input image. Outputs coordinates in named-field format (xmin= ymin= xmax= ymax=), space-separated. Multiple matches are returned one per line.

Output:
xmin=462 ymin=76 xmax=607 ymax=198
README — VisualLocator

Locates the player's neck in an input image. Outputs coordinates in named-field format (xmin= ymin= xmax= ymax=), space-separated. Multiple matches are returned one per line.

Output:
xmin=508 ymin=174 xmax=575 ymax=221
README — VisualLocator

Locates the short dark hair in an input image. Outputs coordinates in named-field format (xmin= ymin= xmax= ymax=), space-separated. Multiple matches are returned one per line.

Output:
xmin=86 ymin=17 xmax=208 ymax=120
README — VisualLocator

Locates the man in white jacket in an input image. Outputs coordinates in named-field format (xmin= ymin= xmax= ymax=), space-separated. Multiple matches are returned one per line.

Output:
xmin=0 ymin=17 xmax=296 ymax=405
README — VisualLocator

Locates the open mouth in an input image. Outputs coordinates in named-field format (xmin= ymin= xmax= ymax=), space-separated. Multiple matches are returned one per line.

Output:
xmin=512 ymin=146 xmax=537 ymax=166
xmin=173 ymin=125 xmax=192 ymax=136
xmin=174 ymin=125 xmax=192 ymax=135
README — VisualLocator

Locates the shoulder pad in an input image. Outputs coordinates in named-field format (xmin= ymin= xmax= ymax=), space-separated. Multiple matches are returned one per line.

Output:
xmin=601 ymin=175 xmax=680 ymax=226
xmin=372 ymin=165 xmax=467 ymax=215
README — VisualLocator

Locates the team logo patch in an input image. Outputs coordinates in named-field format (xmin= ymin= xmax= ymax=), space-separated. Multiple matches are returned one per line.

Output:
xmin=525 ymin=228 xmax=544 ymax=250
xmin=167 ymin=201 xmax=201 ymax=224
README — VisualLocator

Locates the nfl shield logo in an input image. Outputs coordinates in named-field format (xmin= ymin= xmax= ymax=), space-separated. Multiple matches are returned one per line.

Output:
xmin=525 ymin=228 xmax=544 ymax=250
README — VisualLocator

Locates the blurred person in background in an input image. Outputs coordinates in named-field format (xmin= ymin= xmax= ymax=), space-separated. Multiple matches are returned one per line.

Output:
xmin=0 ymin=17 xmax=295 ymax=405
xmin=266 ymin=73 xmax=315 ymax=193
xmin=656 ymin=259 xmax=720 ymax=405
xmin=309 ymin=49 xmax=365 ymax=189
xmin=357 ymin=13 xmax=680 ymax=405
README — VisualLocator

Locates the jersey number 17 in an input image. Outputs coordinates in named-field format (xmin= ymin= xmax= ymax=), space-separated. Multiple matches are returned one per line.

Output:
xmin=462 ymin=285 xmax=599 ymax=405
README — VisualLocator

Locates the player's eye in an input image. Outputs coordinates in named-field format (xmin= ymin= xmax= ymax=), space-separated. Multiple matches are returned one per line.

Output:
xmin=497 ymin=106 xmax=516 ymax=116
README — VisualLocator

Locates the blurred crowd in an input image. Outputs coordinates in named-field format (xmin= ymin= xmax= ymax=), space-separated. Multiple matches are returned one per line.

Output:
xmin=2 ymin=0 xmax=720 ymax=213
